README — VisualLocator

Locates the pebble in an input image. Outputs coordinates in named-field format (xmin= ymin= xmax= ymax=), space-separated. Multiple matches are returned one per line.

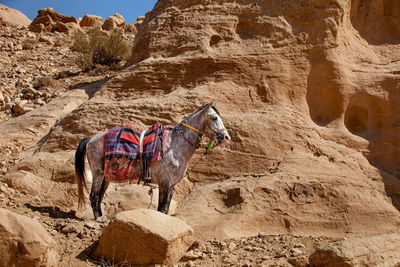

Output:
xmin=258 ymin=231 xmax=267 ymax=237
xmin=243 ymin=246 xmax=252 ymax=251
xmin=84 ymin=221 xmax=96 ymax=229
xmin=61 ymin=223 xmax=78 ymax=234
xmin=277 ymin=249 xmax=288 ymax=258
xmin=293 ymin=242 xmax=305 ymax=248
xmin=228 ymin=242 xmax=237 ymax=251
xmin=77 ymin=231 xmax=86 ymax=239
xmin=290 ymin=248 xmax=303 ymax=257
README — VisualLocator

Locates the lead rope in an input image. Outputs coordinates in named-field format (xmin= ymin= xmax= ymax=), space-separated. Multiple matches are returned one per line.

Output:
xmin=147 ymin=187 xmax=153 ymax=209
xmin=186 ymin=141 xmax=218 ymax=180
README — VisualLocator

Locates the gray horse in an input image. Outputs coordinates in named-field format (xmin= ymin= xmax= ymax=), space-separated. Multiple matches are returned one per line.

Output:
xmin=75 ymin=103 xmax=231 ymax=221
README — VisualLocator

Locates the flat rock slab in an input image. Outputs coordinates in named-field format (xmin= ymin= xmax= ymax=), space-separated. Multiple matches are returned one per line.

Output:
xmin=93 ymin=208 xmax=194 ymax=265
xmin=309 ymin=234 xmax=400 ymax=267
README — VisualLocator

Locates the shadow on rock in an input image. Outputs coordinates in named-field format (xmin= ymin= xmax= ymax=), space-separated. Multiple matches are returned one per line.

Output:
xmin=76 ymin=241 xmax=100 ymax=264
xmin=70 ymin=75 xmax=115 ymax=98
xmin=25 ymin=203 xmax=83 ymax=220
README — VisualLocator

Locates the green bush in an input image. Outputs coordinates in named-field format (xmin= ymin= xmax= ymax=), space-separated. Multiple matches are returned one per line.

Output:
xmin=72 ymin=31 xmax=132 ymax=71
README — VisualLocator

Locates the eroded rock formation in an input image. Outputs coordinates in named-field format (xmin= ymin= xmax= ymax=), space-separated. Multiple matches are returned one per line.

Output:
xmin=3 ymin=0 xmax=400 ymax=241
xmin=29 ymin=8 xmax=79 ymax=33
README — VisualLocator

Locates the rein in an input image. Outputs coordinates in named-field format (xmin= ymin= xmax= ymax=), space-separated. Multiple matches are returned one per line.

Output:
xmin=176 ymin=121 xmax=220 ymax=151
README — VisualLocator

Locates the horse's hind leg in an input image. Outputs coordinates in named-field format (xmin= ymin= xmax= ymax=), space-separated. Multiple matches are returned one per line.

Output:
xmin=98 ymin=179 xmax=110 ymax=214
xmin=90 ymin=170 xmax=105 ymax=221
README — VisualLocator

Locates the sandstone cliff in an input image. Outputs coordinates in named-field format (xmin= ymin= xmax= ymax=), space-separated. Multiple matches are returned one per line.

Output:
xmin=3 ymin=0 xmax=400 ymax=242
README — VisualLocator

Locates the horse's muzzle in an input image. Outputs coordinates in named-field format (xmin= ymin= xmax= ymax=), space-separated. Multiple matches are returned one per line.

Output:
xmin=216 ymin=131 xmax=231 ymax=144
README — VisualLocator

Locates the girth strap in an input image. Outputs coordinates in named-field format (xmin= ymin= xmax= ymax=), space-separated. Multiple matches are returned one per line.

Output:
xmin=139 ymin=130 xmax=146 ymax=155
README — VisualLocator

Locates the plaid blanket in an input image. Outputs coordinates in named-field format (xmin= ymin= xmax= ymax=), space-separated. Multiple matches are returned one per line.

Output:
xmin=103 ymin=123 xmax=169 ymax=182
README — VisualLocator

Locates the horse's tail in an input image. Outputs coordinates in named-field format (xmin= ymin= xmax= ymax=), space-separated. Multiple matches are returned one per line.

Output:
xmin=75 ymin=136 xmax=91 ymax=209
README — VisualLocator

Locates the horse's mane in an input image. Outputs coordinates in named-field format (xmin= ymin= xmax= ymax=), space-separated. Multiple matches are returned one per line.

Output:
xmin=181 ymin=103 xmax=220 ymax=124
xmin=211 ymin=105 xmax=220 ymax=116
xmin=197 ymin=104 xmax=220 ymax=116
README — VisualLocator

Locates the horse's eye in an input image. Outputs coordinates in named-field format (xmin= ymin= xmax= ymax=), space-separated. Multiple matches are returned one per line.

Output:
xmin=212 ymin=116 xmax=218 ymax=121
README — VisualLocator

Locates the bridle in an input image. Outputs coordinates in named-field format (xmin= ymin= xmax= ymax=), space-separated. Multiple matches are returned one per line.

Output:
xmin=174 ymin=109 xmax=227 ymax=151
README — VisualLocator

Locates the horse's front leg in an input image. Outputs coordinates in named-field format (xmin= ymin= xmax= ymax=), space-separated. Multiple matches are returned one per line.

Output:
xmin=157 ymin=179 xmax=175 ymax=214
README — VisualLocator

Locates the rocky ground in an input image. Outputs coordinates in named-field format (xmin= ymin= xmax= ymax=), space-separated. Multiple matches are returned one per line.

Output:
xmin=0 ymin=180 xmax=336 ymax=266
xmin=0 ymin=24 xmax=127 ymax=175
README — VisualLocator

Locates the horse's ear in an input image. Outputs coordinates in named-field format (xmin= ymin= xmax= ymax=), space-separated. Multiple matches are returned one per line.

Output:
xmin=209 ymin=101 xmax=216 ymax=108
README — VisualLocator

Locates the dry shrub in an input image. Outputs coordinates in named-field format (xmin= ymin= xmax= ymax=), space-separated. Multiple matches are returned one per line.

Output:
xmin=22 ymin=38 xmax=39 ymax=50
xmin=72 ymin=31 xmax=132 ymax=71
xmin=33 ymin=76 xmax=56 ymax=89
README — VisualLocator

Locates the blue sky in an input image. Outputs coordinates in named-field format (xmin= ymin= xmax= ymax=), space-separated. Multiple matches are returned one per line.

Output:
xmin=1 ymin=0 xmax=158 ymax=24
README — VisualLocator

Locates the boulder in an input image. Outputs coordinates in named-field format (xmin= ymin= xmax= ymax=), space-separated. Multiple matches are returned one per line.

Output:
xmin=29 ymin=8 xmax=79 ymax=33
xmin=12 ymin=100 xmax=33 ymax=115
xmin=79 ymin=14 xmax=103 ymax=27
xmin=124 ymin=16 xmax=145 ymax=34
xmin=86 ymin=26 xmax=108 ymax=37
xmin=53 ymin=21 xmax=79 ymax=34
xmin=124 ymin=23 xmax=137 ymax=33
xmin=93 ymin=209 xmax=194 ymax=265
xmin=0 ymin=208 xmax=58 ymax=266
xmin=309 ymin=234 xmax=400 ymax=267
xmin=102 ymin=13 xmax=125 ymax=31
xmin=0 ymin=4 xmax=31 ymax=26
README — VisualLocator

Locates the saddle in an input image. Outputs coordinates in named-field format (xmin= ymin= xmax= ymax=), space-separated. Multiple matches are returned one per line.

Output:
xmin=103 ymin=122 xmax=169 ymax=183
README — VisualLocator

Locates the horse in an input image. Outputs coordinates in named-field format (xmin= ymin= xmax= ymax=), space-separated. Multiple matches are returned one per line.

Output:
xmin=74 ymin=103 xmax=231 ymax=221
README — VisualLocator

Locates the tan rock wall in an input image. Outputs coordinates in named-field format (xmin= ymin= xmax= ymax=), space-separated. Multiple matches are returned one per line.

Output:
xmin=8 ymin=0 xmax=400 ymax=238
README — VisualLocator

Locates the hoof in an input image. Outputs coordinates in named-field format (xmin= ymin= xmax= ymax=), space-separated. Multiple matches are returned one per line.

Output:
xmin=95 ymin=215 xmax=108 ymax=223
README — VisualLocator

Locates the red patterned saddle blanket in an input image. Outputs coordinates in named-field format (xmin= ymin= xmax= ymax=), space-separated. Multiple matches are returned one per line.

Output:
xmin=103 ymin=123 xmax=169 ymax=182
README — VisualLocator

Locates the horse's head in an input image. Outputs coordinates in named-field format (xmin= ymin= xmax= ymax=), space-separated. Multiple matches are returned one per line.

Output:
xmin=204 ymin=103 xmax=231 ymax=145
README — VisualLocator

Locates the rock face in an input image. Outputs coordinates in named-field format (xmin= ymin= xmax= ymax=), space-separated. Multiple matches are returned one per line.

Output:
xmin=0 ymin=208 xmax=58 ymax=267
xmin=93 ymin=209 xmax=194 ymax=265
xmin=29 ymin=8 xmax=79 ymax=33
xmin=0 ymin=4 xmax=31 ymax=26
xmin=79 ymin=14 xmax=103 ymax=28
xmin=309 ymin=234 xmax=400 ymax=266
